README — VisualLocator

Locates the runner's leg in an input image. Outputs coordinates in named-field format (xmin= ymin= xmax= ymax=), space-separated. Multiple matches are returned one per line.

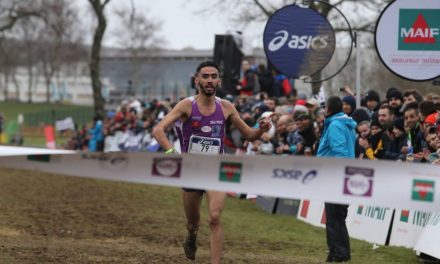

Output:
xmin=182 ymin=190 xmax=203 ymax=235
xmin=182 ymin=190 xmax=203 ymax=260
xmin=206 ymin=190 xmax=226 ymax=264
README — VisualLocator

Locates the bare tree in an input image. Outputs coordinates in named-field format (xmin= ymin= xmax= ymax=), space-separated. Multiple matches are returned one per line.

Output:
xmin=14 ymin=14 xmax=45 ymax=103
xmin=0 ymin=0 xmax=44 ymax=102
xmin=37 ymin=0 xmax=82 ymax=103
xmin=0 ymin=0 xmax=42 ymax=32
xmin=111 ymin=0 xmax=163 ymax=96
xmin=89 ymin=0 xmax=111 ymax=117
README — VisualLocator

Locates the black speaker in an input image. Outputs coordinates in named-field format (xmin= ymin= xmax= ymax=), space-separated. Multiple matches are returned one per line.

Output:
xmin=213 ymin=35 xmax=244 ymax=95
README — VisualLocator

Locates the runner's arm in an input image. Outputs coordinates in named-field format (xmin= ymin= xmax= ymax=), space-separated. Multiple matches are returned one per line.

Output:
xmin=224 ymin=100 xmax=271 ymax=142
xmin=152 ymin=100 xmax=190 ymax=151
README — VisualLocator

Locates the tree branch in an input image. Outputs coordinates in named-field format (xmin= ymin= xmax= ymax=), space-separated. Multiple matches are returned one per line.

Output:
xmin=253 ymin=0 xmax=272 ymax=17
xmin=0 ymin=10 xmax=41 ymax=32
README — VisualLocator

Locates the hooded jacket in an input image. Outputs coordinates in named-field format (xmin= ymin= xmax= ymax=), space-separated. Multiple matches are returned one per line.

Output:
xmin=317 ymin=112 xmax=357 ymax=158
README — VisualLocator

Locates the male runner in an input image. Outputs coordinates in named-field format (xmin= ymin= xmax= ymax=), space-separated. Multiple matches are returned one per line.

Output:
xmin=152 ymin=61 xmax=271 ymax=264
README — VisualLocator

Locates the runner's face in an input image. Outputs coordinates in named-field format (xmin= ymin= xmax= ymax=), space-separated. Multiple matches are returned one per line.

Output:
xmin=196 ymin=66 xmax=220 ymax=97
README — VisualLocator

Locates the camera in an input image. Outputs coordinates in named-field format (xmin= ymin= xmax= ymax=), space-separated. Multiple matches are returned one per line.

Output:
xmin=339 ymin=87 xmax=345 ymax=92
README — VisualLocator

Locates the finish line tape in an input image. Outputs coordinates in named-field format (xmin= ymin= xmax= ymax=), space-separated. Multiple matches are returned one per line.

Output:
xmin=0 ymin=146 xmax=438 ymax=212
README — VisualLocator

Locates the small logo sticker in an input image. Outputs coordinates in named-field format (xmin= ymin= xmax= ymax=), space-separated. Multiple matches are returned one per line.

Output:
xmin=152 ymin=158 xmax=182 ymax=178
xmin=201 ymin=126 xmax=212 ymax=133
xmin=357 ymin=205 xmax=364 ymax=215
xmin=211 ymin=125 xmax=222 ymax=137
xmin=400 ymin=210 xmax=410 ymax=223
xmin=343 ymin=167 xmax=374 ymax=197
xmin=219 ymin=162 xmax=242 ymax=183
xmin=412 ymin=179 xmax=435 ymax=202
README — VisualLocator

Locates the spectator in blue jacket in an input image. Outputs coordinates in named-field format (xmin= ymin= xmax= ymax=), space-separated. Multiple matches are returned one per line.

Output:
xmin=88 ymin=115 xmax=104 ymax=152
xmin=317 ymin=96 xmax=357 ymax=263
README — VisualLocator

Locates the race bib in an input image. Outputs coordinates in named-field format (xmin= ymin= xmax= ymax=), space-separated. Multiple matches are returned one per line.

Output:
xmin=188 ymin=135 xmax=221 ymax=155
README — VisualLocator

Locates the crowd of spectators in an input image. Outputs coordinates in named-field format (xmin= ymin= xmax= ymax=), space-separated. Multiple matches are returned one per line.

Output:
xmin=64 ymin=85 xmax=440 ymax=166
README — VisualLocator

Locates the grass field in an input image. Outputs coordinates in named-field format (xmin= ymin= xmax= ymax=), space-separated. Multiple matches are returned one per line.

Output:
xmin=0 ymin=101 xmax=91 ymax=147
xmin=0 ymin=101 xmax=92 ymax=123
xmin=0 ymin=167 xmax=419 ymax=263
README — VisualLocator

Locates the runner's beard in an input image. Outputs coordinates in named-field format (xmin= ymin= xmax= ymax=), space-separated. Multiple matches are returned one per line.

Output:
xmin=200 ymin=83 xmax=217 ymax=97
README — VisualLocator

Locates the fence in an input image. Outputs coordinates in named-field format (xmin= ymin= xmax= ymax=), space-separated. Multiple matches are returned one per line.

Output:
xmin=23 ymin=108 xmax=94 ymax=128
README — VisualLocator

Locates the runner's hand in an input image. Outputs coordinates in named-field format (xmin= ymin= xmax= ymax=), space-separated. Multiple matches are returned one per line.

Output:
xmin=258 ymin=114 xmax=273 ymax=132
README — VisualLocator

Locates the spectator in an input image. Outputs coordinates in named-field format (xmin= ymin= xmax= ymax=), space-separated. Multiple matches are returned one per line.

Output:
xmin=257 ymin=64 xmax=274 ymax=96
xmin=403 ymin=89 xmax=423 ymax=106
xmin=402 ymin=102 xmax=425 ymax=161
xmin=264 ymin=97 xmax=277 ymax=112
xmin=88 ymin=115 xmax=104 ymax=152
xmin=355 ymin=120 xmax=371 ymax=159
xmin=237 ymin=60 xmax=257 ymax=96
xmin=295 ymin=113 xmax=317 ymax=156
xmin=273 ymin=114 xmax=295 ymax=155
xmin=390 ymin=117 xmax=407 ymax=161
xmin=342 ymin=95 xmax=356 ymax=116
xmin=306 ymin=98 xmax=320 ymax=118
xmin=364 ymin=90 xmax=381 ymax=116
xmin=351 ymin=107 xmax=371 ymax=124
xmin=317 ymin=96 xmax=356 ymax=263
xmin=272 ymin=69 xmax=293 ymax=97
xmin=386 ymin=88 xmax=404 ymax=118
xmin=358 ymin=118 xmax=383 ymax=160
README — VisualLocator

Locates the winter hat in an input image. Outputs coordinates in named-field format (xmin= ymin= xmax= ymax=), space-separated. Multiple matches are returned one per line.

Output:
xmin=386 ymin=89 xmax=404 ymax=102
xmin=364 ymin=90 xmax=380 ymax=103
xmin=342 ymin=96 xmax=356 ymax=111
xmin=393 ymin=117 xmax=405 ymax=132
xmin=351 ymin=108 xmax=371 ymax=124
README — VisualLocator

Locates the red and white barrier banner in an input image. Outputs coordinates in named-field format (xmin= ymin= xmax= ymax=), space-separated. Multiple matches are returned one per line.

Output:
xmin=0 ymin=146 xmax=439 ymax=212
xmin=389 ymin=209 xmax=432 ymax=248
xmin=414 ymin=213 xmax=440 ymax=259
xmin=347 ymin=205 xmax=393 ymax=245
xmin=297 ymin=199 xmax=325 ymax=227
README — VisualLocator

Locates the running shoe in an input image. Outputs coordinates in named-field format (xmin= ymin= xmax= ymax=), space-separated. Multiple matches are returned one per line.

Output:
xmin=183 ymin=234 xmax=197 ymax=260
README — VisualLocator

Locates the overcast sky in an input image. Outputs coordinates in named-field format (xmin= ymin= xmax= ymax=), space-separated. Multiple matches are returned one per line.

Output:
xmin=76 ymin=0 xmax=379 ymax=51
xmin=78 ymin=0 xmax=253 ymax=50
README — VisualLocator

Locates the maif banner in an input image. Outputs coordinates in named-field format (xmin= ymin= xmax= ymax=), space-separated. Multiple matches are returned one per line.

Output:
xmin=375 ymin=0 xmax=440 ymax=81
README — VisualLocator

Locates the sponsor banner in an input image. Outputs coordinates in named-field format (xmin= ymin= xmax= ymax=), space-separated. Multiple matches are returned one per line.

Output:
xmin=297 ymin=199 xmax=325 ymax=227
xmin=0 ymin=146 xmax=439 ymax=212
xmin=263 ymin=5 xmax=335 ymax=78
xmin=375 ymin=0 xmax=440 ymax=81
xmin=389 ymin=209 xmax=432 ymax=248
xmin=414 ymin=213 xmax=440 ymax=259
xmin=347 ymin=205 xmax=393 ymax=245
